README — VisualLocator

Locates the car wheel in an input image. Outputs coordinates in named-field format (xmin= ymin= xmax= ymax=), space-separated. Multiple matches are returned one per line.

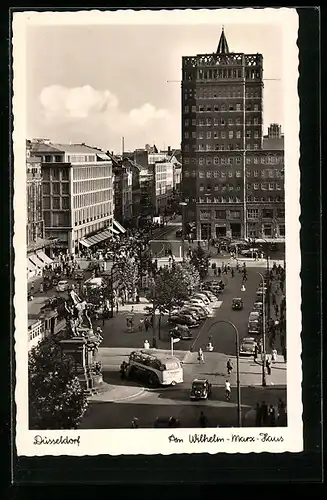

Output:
xmin=171 ymin=380 xmax=176 ymax=386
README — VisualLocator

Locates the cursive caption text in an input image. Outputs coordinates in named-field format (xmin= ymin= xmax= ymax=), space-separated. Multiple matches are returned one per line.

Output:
xmin=168 ymin=433 xmax=284 ymax=444
xmin=33 ymin=435 xmax=81 ymax=446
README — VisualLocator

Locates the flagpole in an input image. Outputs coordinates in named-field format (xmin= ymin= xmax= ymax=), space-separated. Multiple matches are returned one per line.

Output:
xmin=171 ymin=337 xmax=173 ymax=357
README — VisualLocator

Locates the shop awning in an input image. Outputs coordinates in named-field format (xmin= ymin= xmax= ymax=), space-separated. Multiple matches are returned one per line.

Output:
xmin=28 ymin=254 xmax=44 ymax=269
xmin=113 ymin=219 xmax=126 ymax=234
xmin=108 ymin=226 xmax=119 ymax=235
xmin=79 ymin=229 xmax=112 ymax=248
xmin=27 ymin=258 xmax=35 ymax=272
xmin=36 ymin=251 xmax=53 ymax=265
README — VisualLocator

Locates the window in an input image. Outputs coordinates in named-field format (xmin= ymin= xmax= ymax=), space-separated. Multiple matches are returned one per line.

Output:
xmin=184 ymin=144 xmax=189 ymax=152
xmin=221 ymin=132 xmax=226 ymax=139
xmin=236 ymin=131 xmax=241 ymax=139
xmin=206 ymin=106 xmax=211 ymax=112
xmin=199 ymin=185 xmax=204 ymax=192
xmin=199 ymin=119 xmax=205 ymax=126
xmin=184 ymin=105 xmax=189 ymax=113
xmin=221 ymin=104 xmax=226 ymax=111
xmin=246 ymin=156 xmax=251 ymax=164
xmin=192 ymin=119 xmax=196 ymax=126
xmin=221 ymin=157 xmax=227 ymax=165
xmin=253 ymin=144 xmax=259 ymax=150
xmin=185 ymin=119 xmax=189 ymax=126
xmin=200 ymin=210 xmax=211 ymax=219
xmin=207 ymin=118 xmax=212 ymax=126
xmin=221 ymin=119 xmax=225 ymax=126
xmin=269 ymin=182 xmax=275 ymax=190
xmin=199 ymin=105 xmax=204 ymax=112
xmin=254 ymin=104 xmax=259 ymax=111
xmin=214 ymin=172 xmax=219 ymax=178
xmin=206 ymin=144 xmax=211 ymax=151
xmin=261 ymin=183 xmax=268 ymax=190
xmin=228 ymin=185 xmax=234 ymax=191
xmin=254 ymin=183 xmax=259 ymax=190
xmin=62 ymin=183 xmax=69 ymax=194
xmin=279 ymin=224 xmax=285 ymax=236
xmin=221 ymin=172 xmax=226 ymax=179
xmin=199 ymin=131 xmax=204 ymax=139
xmin=42 ymin=183 xmax=50 ymax=195
xmin=235 ymin=156 xmax=241 ymax=165
xmin=254 ymin=131 xmax=259 ymax=138
xmin=184 ymin=158 xmax=190 ymax=165
xmin=184 ymin=171 xmax=190 ymax=178
xmin=52 ymin=182 xmax=60 ymax=194
xmin=247 ymin=209 xmax=259 ymax=220
xmin=229 ymin=105 xmax=234 ymax=111
xmin=199 ymin=156 xmax=205 ymax=165
xmin=236 ymin=103 xmax=241 ymax=111
xmin=228 ymin=171 xmax=233 ymax=178
xmin=62 ymin=197 xmax=70 ymax=209
xmin=206 ymin=131 xmax=211 ymax=139
xmin=263 ymin=208 xmax=274 ymax=218
xmin=263 ymin=223 xmax=272 ymax=236
xmin=191 ymin=105 xmax=196 ymax=112
xmin=52 ymin=197 xmax=60 ymax=209
xmin=43 ymin=197 xmax=50 ymax=209
xmin=192 ymin=131 xmax=197 ymax=138
xmin=246 ymin=131 xmax=251 ymax=138
xmin=236 ymin=118 xmax=241 ymax=125
xmin=236 ymin=170 xmax=241 ymax=177
xmin=191 ymin=157 xmax=196 ymax=164
xmin=214 ymin=184 xmax=219 ymax=191
xmin=214 ymin=132 xmax=219 ymax=139
xmin=228 ymin=131 xmax=234 ymax=139
xmin=276 ymin=183 xmax=282 ymax=190
xmin=228 ymin=118 xmax=233 ymax=125
xmin=253 ymin=170 xmax=258 ymax=177
xmin=236 ymin=185 xmax=241 ymax=191
xmin=261 ymin=157 xmax=266 ymax=164
xmin=254 ymin=118 xmax=259 ymax=125
xmin=44 ymin=155 xmax=51 ymax=163
xmin=199 ymin=171 xmax=205 ymax=178
xmin=230 ymin=210 xmax=240 ymax=219
xmin=214 ymin=105 xmax=219 ymax=112
xmin=216 ymin=210 xmax=226 ymax=219
xmin=52 ymin=169 xmax=60 ymax=180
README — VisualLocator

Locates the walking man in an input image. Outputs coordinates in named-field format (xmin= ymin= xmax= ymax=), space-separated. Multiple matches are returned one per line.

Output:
xmin=198 ymin=348 xmax=204 ymax=364
xmin=225 ymin=380 xmax=231 ymax=401
xmin=227 ymin=358 xmax=233 ymax=375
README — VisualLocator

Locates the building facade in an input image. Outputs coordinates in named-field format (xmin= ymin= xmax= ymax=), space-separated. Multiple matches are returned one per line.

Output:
xmin=30 ymin=141 xmax=115 ymax=254
xmin=26 ymin=145 xmax=44 ymax=246
xmin=263 ymin=123 xmax=284 ymax=150
xmin=181 ymin=28 xmax=285 ymax=241
xmin=112 ymin=159 xmax=133 ymax=224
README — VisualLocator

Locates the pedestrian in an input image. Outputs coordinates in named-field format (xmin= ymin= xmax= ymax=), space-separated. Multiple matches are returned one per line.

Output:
xmin=218 ymin=267 xmax=221 ymax=277
xmin=144 ymin=318 xmax=149 ymax=333
xmin=266 ymin=357 xmax=272 ymax=376
xmin=272 ymin=348 xmax=277 ymax=363
xmin=268 ymin=405 xmax=276 ymax=426
xmin=282 ymin=346 xmax=287 ymax=363
xmin=225 ymin=380 xmax=231 ymax=401
xmin=131 ymin=417 xmax=139 ymax=428
xmin=255 ymin=402 xmax=262 ymax=426
xmin=261 ymin=401 xmax=268 ymax=426
xmin=274 ymin=303 xmax=279 ymax=316
xmin=227 ymin=358 xmax=233 ymax=375
xmin=198 ymin=348 xmax=204 ymax=364
xmin=139 ymin=318 xmax=144 ymax=331
xmin=199 ymin=411 xmax=208 ymax=428
xmin=254 ymin=343 xmax=259 ymax=362
xmin=231 ymin=268 xmax=234 ymax=277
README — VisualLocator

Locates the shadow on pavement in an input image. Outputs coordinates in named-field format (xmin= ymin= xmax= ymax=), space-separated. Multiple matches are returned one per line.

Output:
xmin=102 ymin=369 xmax=145 ymax=388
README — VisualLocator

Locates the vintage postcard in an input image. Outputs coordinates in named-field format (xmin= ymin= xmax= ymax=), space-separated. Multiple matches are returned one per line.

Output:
xmin=13 ymin=8 xmax=302 ymax=456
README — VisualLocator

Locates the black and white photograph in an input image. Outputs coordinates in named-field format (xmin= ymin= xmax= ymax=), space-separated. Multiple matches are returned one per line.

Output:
xmin=13 ymin=8 xmax=302 ymax=455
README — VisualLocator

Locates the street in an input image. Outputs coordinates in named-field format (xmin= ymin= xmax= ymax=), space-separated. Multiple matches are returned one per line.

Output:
xmin=80 ymin=264 xmax=287 ymax=429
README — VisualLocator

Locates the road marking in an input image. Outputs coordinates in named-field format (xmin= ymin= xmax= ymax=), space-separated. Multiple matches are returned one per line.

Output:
xmin=90 ymin=384 xmax=145 ymax=403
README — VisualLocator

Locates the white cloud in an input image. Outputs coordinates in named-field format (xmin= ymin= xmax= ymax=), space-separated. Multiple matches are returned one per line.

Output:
xmin=39 ymin=84 xmax=169 ymax=129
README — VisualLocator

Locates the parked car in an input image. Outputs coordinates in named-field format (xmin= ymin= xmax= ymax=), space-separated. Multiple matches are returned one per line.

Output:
xmin=200 ymin=290 xmax=217 ymax=302
xmin=239 ymin=337 xmax=257 ymax=356
xmin=182 ymin=306 xmax=207 ymax=320
xmin=170 ymin=325 xmax=193 ymax=340
xmin=73 ymin=270 xmax=84 ymax=280
xmin=56 ymin=280 xmax=70 ymax=292
xmin=168 ymin=315 xmax=198 ymax=327
xmin=190 ymin=379 xmax=212 ymax=401
xmin=193 ymin=293 xmax=210 ymax=306
xmin=249 ymin=311 xmax=261 ymax=322
xmin=173 ymin=308 xmax=200 ymax=321
xmin=232 ymin=297 xmax=244 ymax=310
xmin=256 ymin=286 xmax=267 ymax=297
xmin=252 ymin=302 xmax=263 ymax=313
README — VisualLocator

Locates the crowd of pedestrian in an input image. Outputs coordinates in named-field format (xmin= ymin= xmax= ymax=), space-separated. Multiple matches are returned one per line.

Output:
xmin=254 ymin=398 xmax=287 ymax=426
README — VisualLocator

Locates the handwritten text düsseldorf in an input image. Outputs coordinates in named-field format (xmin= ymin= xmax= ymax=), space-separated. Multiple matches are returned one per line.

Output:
xmin=33 ymin=435 xmax=81 ymax=446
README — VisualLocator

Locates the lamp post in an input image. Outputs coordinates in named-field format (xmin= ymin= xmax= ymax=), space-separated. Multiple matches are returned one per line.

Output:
xmin=179 ymin=202 xmax=187 ymax=260
xmin=257 ymin=272 xmax=267 ymax=387
xmin=207 ymin=320 xmax=242 ymax=427
xmin=110 ymin=263 xmax=118 ymax=318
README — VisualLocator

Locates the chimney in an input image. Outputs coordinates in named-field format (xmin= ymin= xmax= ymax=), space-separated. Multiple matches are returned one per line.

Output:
xmin=168 ymin=146 xmax=171 ymax=153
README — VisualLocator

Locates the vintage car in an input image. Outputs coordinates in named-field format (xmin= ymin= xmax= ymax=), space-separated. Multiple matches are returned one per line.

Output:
xmin=190 ymin=379 xmax=212 ymax=401
xmin=168 ymin=314 xmax=199 ymax=328
xmin=252 ymin=302 xmax=263 ymax=313
xmin=56 ymin=280 xmax=70 ymax=292
xmin=169 ymin=324 xmax=193 ymax=340
xmin=232 ymin=297 xmax=244 ymax=310
xmin=239 ymin=337 xmax=257 ymax=356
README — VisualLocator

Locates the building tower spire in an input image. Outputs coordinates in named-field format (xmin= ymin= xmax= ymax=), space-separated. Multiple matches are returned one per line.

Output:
xmin=217 ymin=26 xmax=230 ymax=54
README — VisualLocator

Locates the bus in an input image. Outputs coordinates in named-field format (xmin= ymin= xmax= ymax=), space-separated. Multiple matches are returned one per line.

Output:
xmin=126 ymin=349 xmax=183 ymax=386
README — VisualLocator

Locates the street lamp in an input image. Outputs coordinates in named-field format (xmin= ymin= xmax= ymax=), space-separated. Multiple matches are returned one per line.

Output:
xmin=207 ymin=320 xmax=242 ymax=427
xmin=179 ymin=202 xmax=187 ymax=260
xmin=257 ymin=272 xmax=267 ymax=387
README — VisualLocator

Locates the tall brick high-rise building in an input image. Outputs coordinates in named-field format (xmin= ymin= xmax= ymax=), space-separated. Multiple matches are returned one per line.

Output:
xmin=181 ymin=28 xmax=284 ymax=242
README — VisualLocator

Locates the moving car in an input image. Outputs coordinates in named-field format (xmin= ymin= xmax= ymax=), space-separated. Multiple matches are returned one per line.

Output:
xmin=56 ymin=280 xmax=70 ymax=292
xmin=190 ymin=379 xmax=212 ymax=401
xmin=170 ymin=324 xmax=193 ymax=340
xmin=239 ymin=337 xmax=257 ymax=356
xmin=240 ymin=247 xmax=260 ymax=258
xmin=232 ymin=297 xmax=244 ymax=310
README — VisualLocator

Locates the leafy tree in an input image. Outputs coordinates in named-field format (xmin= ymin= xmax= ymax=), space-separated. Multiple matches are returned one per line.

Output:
xmin=189 ymin=245 xmax=210 ymax=280
xmin=179 ymin=261 xmax=200 ymax=294
xmin=29 ymin=336 xmax=88 ymax=430
xmin=116 ymin=260 xmax=139 ymax=295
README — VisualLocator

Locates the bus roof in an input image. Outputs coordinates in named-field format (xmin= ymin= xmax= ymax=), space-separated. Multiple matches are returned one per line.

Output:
xmin=135 ymin=349 xmax=177 ymax=360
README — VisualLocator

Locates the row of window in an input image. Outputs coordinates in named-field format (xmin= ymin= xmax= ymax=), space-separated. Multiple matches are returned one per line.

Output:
xmin=184 ymin=88 xmax=261 ymax=99
xmin=184 ymin=117 xmax=260 ymax=127
xmin=184 ymin=156 xmax=283 ymax=166
xmin=184 ymin=68 xmax=261 ymax=81
xmin=42 ymin=168 xmax=69 ymax=181
xmin=43 ymin=196 xmax=70 ymax=210
xmin=43 ymin=211 xmax=70 ymax=228
xmin=184 ymin=130 xmax=260 ymax=140
xmin=184 ymin=170 xmax=283 ymax=179
xmin=184 ymin=196 xmax=284 ymax=204
xmin=184 ymin=143 xmax=261 ymax=152
xmin=72 ymin=166 xmax=111 ymax=180
xmin=197 ymin=182 xmax=282 ymax=192
xmin=184 ymin=103 xmax=260 ymax=113
xmin=74 ymin=204 xmax=112 ymax=227
xmin=42 ymin=182 xmax=70 ymax=195
xmin=199 ymin=208 xmax=284 ymax=219
xmin=73 ymin=178 xmax=111 ymax=194
xmin=199 ymin=184 xmax=241 ymax=192
xmin=73 ymin=190 xmax=111 ymax=209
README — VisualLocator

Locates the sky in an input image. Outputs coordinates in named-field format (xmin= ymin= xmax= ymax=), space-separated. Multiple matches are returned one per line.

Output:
xmin=26 ymin=22 xmax=283 ymax=154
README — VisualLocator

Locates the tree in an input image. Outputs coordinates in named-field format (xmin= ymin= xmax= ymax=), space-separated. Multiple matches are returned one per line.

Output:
xmin=28 ymin=336 xmax=88 ymax=430
xmin=116 ymin=260 xmax=139 ymax=296
xmin=179 ymin=261 xmax=200 ymax=294
xmin=189 ymin=245 xmax=210 ymax=280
